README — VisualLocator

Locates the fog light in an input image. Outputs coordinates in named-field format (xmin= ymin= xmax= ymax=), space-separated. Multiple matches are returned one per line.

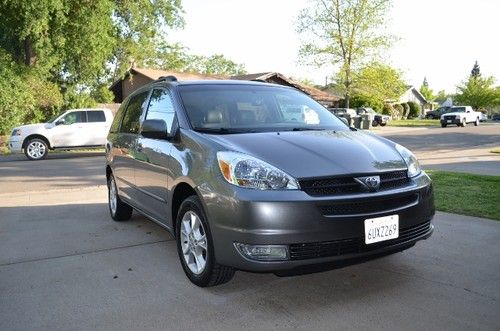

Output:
xmin=234 ymin=243 xmax=289 ymax=261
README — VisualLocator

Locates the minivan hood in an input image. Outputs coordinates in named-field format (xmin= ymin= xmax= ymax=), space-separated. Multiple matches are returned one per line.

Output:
xmin=204 ymin=130 xmax=407 ymax=178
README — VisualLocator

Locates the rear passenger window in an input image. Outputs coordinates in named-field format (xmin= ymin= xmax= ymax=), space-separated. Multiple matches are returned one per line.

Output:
xmin=120 ymin=92 xmax=149 ymax=134
xmin=87 ymin=111 xmax=106 ymax=122
xmin=145 ymin=89 xmax=176 ymax=132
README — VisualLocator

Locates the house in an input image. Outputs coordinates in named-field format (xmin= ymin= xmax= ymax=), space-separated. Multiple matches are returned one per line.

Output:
xmin=109 ymin=68 xmax=224 ymax=103
xmin=398 ymin=86 xmax=430 ymax=113
xmin=231 ymin=72 xmax=341 ymax=107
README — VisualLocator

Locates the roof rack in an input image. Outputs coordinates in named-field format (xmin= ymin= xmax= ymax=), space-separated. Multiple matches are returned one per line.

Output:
xmin=157 ymin=75 xmax=178 ymax=82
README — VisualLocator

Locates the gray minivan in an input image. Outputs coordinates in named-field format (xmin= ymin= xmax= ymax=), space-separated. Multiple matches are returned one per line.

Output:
xmin=106 ymin=77 xmax=435 ymax=287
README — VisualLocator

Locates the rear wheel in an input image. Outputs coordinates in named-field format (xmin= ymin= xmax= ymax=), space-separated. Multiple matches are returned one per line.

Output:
xmin=176 ymin=196 xmax=235 ymax=287
xmin=108 ymin=174 xmax=133 ymax=221
xmin=24 ymin=138 xmax=48 ymax=160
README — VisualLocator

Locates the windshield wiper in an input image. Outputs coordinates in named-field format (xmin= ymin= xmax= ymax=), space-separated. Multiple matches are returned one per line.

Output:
xmin=290 ymin=127 xmax=325 ymax=131
xmin=193 ymin=127 xmax=254 ymax=134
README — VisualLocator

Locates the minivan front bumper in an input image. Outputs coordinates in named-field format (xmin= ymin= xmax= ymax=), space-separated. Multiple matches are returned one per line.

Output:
xmin=200 ymin=172 xmax=435 ymax=272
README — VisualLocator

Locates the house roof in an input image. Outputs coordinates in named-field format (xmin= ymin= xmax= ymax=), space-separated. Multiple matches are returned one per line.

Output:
xmin=231 ymin=72 xmax=341 ymax=103
xmin=406 ymin=86 xmax=429 ymax=104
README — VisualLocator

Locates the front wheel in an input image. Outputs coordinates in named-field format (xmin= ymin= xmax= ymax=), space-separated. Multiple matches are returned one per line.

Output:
xmin=461 ymin=118 xmax=467 ymax=127
xmin=24 ymin=138 xmax=48 ymax=160
xmin=380 ymin=122 xmax=387 ymax=127
xmin=108 ymin=174 xmax=133 ymax=221
xmin=441 ymin=123 xmax=447 ymax=128
xmin=474 ymin=118 xmax=479 ymax=126
xmin=176 ymin=196 xmax=235 ymax=287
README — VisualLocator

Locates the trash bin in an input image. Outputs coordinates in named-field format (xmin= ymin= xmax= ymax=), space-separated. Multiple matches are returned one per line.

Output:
xmin=352 ymin=116 xmax=362 ymax=129
xmin=360 ymin=114 xmax=372 ymax=129
xmin=343 ymin=114 xmax=352 ymax=126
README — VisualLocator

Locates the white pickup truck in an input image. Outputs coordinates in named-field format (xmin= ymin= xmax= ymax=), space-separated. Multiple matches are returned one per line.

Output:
xmin=440 ymin=106 xmax=481 ymax=128
xmin=8 ymin=108 xmax=113 ymax=160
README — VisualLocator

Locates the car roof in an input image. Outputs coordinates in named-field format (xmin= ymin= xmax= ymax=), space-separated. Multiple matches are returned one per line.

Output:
xmin=159 ymin=79 xmax=297 ymax=90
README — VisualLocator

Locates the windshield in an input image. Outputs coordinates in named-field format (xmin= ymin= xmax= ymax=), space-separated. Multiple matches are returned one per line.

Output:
xmin=451 ymin=107 xmax=466 ymax=113
xmin=178 ymin=84 xmax=348 ymax=133
xmin=48 ymin=112 xmax=65 ymax=123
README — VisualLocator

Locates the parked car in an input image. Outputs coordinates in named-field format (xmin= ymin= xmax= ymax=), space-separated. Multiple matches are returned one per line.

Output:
xmin=440 ymin=106 xmax=481 ymax=127
xmin=105 ymin=78 xmax=435 ymax=287
xmin=8 ymin=109 xmax=113 ymax=160
xmin=425 ymin=106 xmax=452 ymax=119
xmin=479 ymin=112 xmax=488 ymax=122
xmin=492 ymin=113 xmax=500 ymax=121
xmin=357 ymin=107 xmax=390 ymax=126
xmin=328 ymin=107 xmax=357 ymax=118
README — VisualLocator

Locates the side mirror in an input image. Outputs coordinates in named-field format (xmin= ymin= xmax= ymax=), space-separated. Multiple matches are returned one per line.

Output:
xmin=141 ymin=119 xmax=168 ymax=139
xmin=56 ymin=119 xmax=65 ymax=125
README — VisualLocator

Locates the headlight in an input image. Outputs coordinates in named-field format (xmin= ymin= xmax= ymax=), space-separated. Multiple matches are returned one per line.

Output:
xmin=11 ymin=129 xmax=21 ymax=136
xmin=395 ymin=144 xmax=421 ymax=177
xmin=455 ymin=115 xmax=461 ymax=119
xmin=217 ymin=151 xmax=300 ymax=190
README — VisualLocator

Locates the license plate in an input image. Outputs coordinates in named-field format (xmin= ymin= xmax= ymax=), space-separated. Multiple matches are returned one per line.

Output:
xmin=447 ymin=120 xmax=452 ymax=123
xmin=364 ymin=215 xmax=399 ymax=244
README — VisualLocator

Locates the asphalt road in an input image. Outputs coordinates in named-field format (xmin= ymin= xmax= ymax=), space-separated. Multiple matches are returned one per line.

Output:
xmin=0 ymin=187 xmax=499 ymax=330
xmin=378 ymin=123 xmax=500 ymax=175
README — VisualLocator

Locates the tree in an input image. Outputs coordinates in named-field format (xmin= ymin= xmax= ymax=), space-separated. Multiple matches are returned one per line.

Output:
xmin=296 ymin=0 xmax=393 ymax=108
xmin=471 ymin=60 xmax=480 ymax=79
xmin=419 ymin=77 xmax=435 ymax=101
xmin=348 ymin=62 xmax=406 ymax=111
xmin=188 ymin=54 xmax=247 ymax=76
xmin=455 ymin=62 xmax=500 ymax=110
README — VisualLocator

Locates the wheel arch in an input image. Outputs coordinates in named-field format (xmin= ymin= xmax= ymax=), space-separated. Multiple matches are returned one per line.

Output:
xmin=22 ymin=134 xmax=51 ymax=150
xmin=171 ymin=182 xmax=200 ymax=235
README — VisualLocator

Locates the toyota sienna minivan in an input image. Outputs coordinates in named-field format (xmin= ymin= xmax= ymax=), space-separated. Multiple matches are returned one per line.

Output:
xmin=105 ymin=77 xmax=435 ymax=287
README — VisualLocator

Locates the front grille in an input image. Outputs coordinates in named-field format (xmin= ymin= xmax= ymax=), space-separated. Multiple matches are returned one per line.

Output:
xmin=300 ymin=170 xmax=410 ymax=197
xmin=318 ymin=193 xmax=419 ymax=216
xmin=444 ymin=115 xmax=456 ymax=121
xmin=289 ymin=220 xmax=431 ymax=260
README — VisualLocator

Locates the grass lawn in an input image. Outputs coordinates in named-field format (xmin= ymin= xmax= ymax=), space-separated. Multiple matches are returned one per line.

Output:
xmin=388 ymin=119 xmax=440 ymax=127
xmin=491 ymin=147 xmax=500 ymax=154
xmin=427 ymin=170 xmax=500 ymax=221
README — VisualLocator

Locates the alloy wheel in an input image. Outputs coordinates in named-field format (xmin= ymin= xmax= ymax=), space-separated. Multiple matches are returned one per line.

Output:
xmin=109 ymin=178 xmax=117 ymax=215
xmin=180 ymin=211 xmax=208 ymax=275
xmin=27 ymin=141 xmax=46 ymax=159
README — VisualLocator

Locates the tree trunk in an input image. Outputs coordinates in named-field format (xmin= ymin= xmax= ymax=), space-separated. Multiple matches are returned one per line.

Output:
xmin=24 ymin=38 xmax=36 ymax=66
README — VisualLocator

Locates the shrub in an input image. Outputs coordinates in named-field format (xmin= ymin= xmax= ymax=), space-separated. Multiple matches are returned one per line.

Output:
xmin=350 ymin=94 xmax=384 ymax=113
xmin=400 ymin=103 xmax=410 ymax=119
xmin=382 ymin=103 xmax=392 ymax=115
xmin=407 ymin=101 xmax=421 ymax=118
xmin=393 ymin=104 xmax=404 ymax=119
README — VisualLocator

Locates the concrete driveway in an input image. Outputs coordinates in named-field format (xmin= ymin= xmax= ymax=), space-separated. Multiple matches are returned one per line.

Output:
xmin=1 ymin=152 xmax=499 ymax=329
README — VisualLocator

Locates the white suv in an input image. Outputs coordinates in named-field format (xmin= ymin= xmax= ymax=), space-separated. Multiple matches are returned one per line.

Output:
xmin=8 ymin=108 xmax=113 ymax=160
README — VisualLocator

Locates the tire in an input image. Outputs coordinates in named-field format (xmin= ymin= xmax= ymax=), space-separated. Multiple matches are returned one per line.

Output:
xmin=176 ymin=196 xmax=235 ymax=287
xmin=441 ymin=123 xmax=447 ymax=128
xmin=474 ymin=118 xmax=479 ymax=126
xmin=108 ymin=174 xmax=133 ymax=221
xmin=461 ymin=118 xmax=466 ymax=127
xmin=380 ymin=122 xmax=387 ymax=127
xmin=372 ymin=121 xmax=378 ymax=127
xmin=24 ymin=138 xmax=48 ymax=160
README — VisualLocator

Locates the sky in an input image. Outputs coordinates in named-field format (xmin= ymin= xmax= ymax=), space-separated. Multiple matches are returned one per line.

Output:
xmin=169 ymin=0 xmax=500 ymax=93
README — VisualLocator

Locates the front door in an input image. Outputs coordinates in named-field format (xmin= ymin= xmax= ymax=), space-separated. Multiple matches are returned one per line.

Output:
xmin=50 ymin=111 xmax=87 ymax=147
xmin=112 ymin=91 xmax=150 ymax=201
xmin=134 ymin=88 xmax=176 ymax=223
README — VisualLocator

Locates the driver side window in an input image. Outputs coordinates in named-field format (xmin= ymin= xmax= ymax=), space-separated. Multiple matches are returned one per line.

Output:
xmin=63 ymin=111 xmax=86 ymax=125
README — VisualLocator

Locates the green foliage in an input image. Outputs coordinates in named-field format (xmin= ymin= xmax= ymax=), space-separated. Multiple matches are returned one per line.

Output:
xmin=350 ymin=94 xmax=384 ymax=113
xmin=407 ymin=101 xmax=421 ymax=118
xmin=184 ymin=54 xmax=247 ymax=76
xmin=419 ymin=77 xmax=435 ymax=102
xmin=455 ymin=71 xmax=499 ymax=110
xmin=400 ymin=103 xmax=410 ymax=119
xmin=382 ymin=103 xmax=392 ymax=115
xmin=91 ymin=84 xmax=115 ymax=104
xmin=297 ymin=0 xmax=393 ymax=107
xmin=393 ymin=103 xmax=404 ymax=119
xmin=350 ymin=62 xmax=406 ymax=107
